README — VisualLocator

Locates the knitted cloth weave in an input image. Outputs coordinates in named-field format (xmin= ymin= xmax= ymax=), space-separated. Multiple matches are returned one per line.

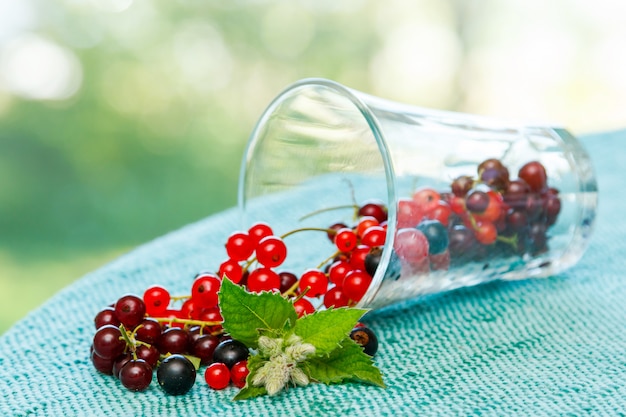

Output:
xmin=1 ymin=130 xmax=624 ymax=416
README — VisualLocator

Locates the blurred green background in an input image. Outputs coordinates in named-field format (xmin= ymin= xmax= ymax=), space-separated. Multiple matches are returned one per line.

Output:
xmin=1 ymin=0 xmax=625 ymax=334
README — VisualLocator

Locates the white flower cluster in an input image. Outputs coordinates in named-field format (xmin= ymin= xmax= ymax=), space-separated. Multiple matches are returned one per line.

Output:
xmin=252 ymin=334 xmax=316 ymax=396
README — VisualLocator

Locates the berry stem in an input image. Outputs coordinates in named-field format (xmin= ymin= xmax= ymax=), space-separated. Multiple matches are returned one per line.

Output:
xmin=316 ymin=250 xmax=342 ymax=270
xmin=298 ymin=206 xmax=356 ymax=221
xmin=170 ymin=295 xmax=191 ymax=302
xmin=151 ymin=317 xmax=222 ymax=327
xmin=496 ymin=233 xmax=518 ymax=249
xmin=282 ymin=280 xmax=300 ymax=297
xmin=280 ymin=227 xmax=336 ymax=239
xmin=292 ymin=286 xmax=310 ymax=303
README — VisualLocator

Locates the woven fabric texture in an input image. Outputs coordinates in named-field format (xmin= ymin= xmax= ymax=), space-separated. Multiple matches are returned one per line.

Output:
xmin=1 ymin=130 xmax=625 ymax=416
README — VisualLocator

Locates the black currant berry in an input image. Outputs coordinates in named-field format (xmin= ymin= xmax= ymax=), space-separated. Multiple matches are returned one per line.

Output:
xmin=416 ymin=219 xmax=449 ymax=255
xmin=350 ymin=326 xmax=379 ymax=356
xmin=212 ymin=339 xmax=249 ymax=368
xmin=157 ymin=354 xmax=197 ymax=396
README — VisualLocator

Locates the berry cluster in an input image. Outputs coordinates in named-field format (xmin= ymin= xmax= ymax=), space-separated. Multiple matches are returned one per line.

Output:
xmin=91 ymin=235 xmax=380 ymax=395
xmin=393 ymin=159 xmax=561 ymax=271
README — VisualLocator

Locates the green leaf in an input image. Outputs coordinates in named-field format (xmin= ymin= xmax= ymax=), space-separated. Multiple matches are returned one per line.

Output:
xmin=306 ymin=338 xmax=385 ymax=388
xmin=233 ymin=385 xmax=268 ymax=401
xmin=291 ymin=307 xmax=367 ymax=355
xmin=219 ymin=278 xmax=298 ymax=348
xmin=233 ymin=353 xmax=267 ymax=401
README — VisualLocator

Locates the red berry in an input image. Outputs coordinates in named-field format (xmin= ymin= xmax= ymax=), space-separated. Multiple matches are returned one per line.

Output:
xmin=397 ymin=197 xmax=423 ymax=228
xmin=518 ymin=161 xmax=547 ymax=192
xmin=255 ymin=236 xmax=287 ymax=268
xmin=94 ymin=307 xmax=120 ymax=329
xmin=191 ymin=274 xmax=221 ymax=308
xmin=394 ymin=228 xmax=429 ymax=264
xmin=342 ymin=270 xmax=372 ymax=302
xmin=358 ymin=200 xmax=388 ymax=223
xmin=355 ymin=216 xmax=379 ymax=238
xmin=247 ymin=267 xmax=281 ymax=293
xmin=230 ymin=360 xmax=249 ymax=388
xmin=473 ymin=191 xmax=503 ymax=222
xmin=180 ymin=298 xmax=200 ymax=319
xmin=119 ymin=359 xmax=152 ymax=392
xmin=474 ymin=221 xmax=497 ymax=245
xmin=293 ymin=298 xmax=316 ymax=317
xmin=360 ymin=225 xmax=386 ymax=247
xmin=278 ymin=271 xmax=298 ymax=294
xmin=114 ymin=295 xmax=146 ymax=330
xmin=323 ymin=287 xmax=350 ymax=308
xmin=428 ymin=200 xmax=452 ymax=226
xmin=143 ymin=286 xmax=170 ymax=316
xmin=225 ymin=232 xmax=255 ymax=261
xmin=328 ymin=260 xmax=353 ymax=286
xmin=93 ymin=325 xmax=126 ymax=359
xmin=219 ymin=259 xmax=243 ymax=283
xmin=248 ymin=222 xmax=273 ymax=246
xmin=334 ymin=228 xmax=357 ymax=252
xmin=299 ymin=269 xmax=328 ymax=298
xmin=349 ymin=245 xmax=370 ymax=271
xmin=135 ymin=318 xmax=162 ymax=344
xmin=412 ymin=187 xmax=440 ymax=213
xmin=205 ymin=363 xmax=231 ymax=390
xmin=327 ymin=222 xmax=348 ymax=242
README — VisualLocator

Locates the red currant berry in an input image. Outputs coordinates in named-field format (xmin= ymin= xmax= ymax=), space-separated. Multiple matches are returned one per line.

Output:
xmin=205 ymin=363 xmax=230 ymax=390
xmin=94 ymin=307 xmax=120 ymax=330
xmin=474 ymin=220 xmax=497 ymax=245
xmin=334 ymin=228 xmax=357 ymax=252
xmin=225 ymin=232 xmax=255 ymax=261
xmin=349 ymin=245 xmax=370 ymax=272
xmin=328 ymin=260 xmax=353 ymax=286
xmin=323 ymin=287 xmax=350 ymax=308
xmin=428 ymin=200 xmax=452 ymax=226
xmin=91 ymin=349 xmax=115 ymax=375
xmin=219 ymin=259 xmax=243 ymax=284
xmin=230 ymin=360 xmax=249 ymax=389
xmin=255 ymin=236 xmax=287 ymax=268
xmin=299 ymin=269 xmax=329 ymax=298
xmin=143 ymin=285 xmax=170 ymax=317
xmin=135 ymin=318 xmax=162 ymax=344
xmin=248 ymin=222 xmax=274 ymax=246
xmin=247 ymin=267 xmax=281 ymax=293
xmin=192 ymin=334 xmax=220 ymax=365
xmin=278 ymin=271 xmax=298 ymax=294
xmin=397 ymin=197 xmax=423 ymax=228
xmin=136 ymin=344 xmax=160 ymax=368
xmin=342 ymin=270 xmax=372 ymax=302
xmin=451 ymin=175 xmax=474 ymax=197
xmin=191 ymin=273 xmax=221 ymax=308
xmin=114 ymin=294 xmax=146 ymax=330
xmin=157 ymin=327 xmax=189 ymax=355
xmin=473 ymin=191 xmax=503 ymax=222
xmin=393 ymin=228 xmax=429 ymax=264
xmin=119 ymin=359 xmax=152 ymax=392
xmin=358 ymin=200 xmax=388 ymax=223
xmin=356 ymin=216 xmax=379 ymax=238
xmin=360 ymin=225 xmax=386 ymax=247
xmin=327 ymin=222 xmax=348 ymax=242
xmin=93 ymin=324 xmax=126 ymax=359
xmin=412 ymin=187 xmax=441 ymax=213
xmin=293 ymin=298 xmax=316 ymax=317
xmin=518 ymin=161 xmax=547 ymax=192
xmin=180 ymin=298 xmax=200 ymax=319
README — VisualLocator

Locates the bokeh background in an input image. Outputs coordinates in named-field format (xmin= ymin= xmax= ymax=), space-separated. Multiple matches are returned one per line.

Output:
xmin=1 ymin=0 xmax=625 ymax=334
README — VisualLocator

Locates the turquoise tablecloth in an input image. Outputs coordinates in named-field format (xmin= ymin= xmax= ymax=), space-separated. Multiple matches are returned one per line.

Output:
xmin=1 ymin=129 xmax=625 ymax=416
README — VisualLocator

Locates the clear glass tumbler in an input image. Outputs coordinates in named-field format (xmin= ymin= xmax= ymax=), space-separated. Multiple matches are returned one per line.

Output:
xmin=238 ymin=78 xmax=598 ymax=310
